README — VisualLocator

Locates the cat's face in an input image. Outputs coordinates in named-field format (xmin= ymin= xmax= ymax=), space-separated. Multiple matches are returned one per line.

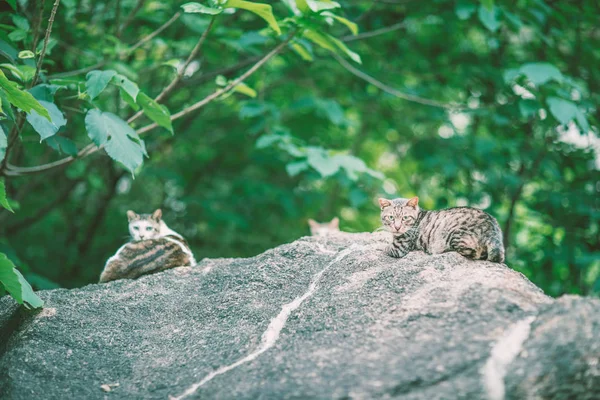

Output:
xmin=379 ymin=197 xmax=419 ymax=235
xmin=127 ymin=209 xmax=162 ymax=241
xmin=308 ymin=217 xmax=340 ymax=237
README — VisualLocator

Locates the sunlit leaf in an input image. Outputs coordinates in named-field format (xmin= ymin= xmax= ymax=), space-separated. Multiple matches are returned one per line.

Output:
xmin=546 ymin=97 xmax=578 ymax=125
xmin=181 ymin=2 xmax=223 ymax=15
xmin=85 ymin=109 xmax=147 ymax=174
xmin=303 ymin=29 xmax=361 ymax=63
xmin=478 ymin=5 xmax=501 ymax=32
xmin=479 ymin=0 xmax=494 ymax=11
xmin=224 ymin=0 xmax=281 ymax=35
xmin=86 ymin=70 xmax=117 ymax=100
xmin=0 ymin=70 xmax=50 ymax=120
xmin=290 ymin=41 xmax=313 ymax=61
xmin=0 ymin=179 xmax=13 ymax=213
xmin=111 ymin=74 xmax=139 ymax=102
xmin=321 ymin=12 xmax=358 ymax=35
xmin=307 ymin=148 xmax=339 ymax=177
xmin=18 ymin=50 xmax=35 ymax=59
xmin=0 ymin=125 xmax=6 ymax=163
xmin=26 ymin=100 xmax=67 ymax=141
xmin=0 ymin=253 xmax=44 ymax=309
xmin=286 ymin=160 xmax=309 ymax=176
xmin=305 ymin=0 xmax=340 ymax=12
xmin=519 ymin=63 xmax=563 ymax=85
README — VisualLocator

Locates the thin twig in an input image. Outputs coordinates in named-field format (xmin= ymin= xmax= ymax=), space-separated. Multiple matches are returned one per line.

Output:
xmin=31 ymin=0 xmax=47 ymax=53
xmin=125 ymin=11 xmax=182 ymax=56
xmin=118 ymin=0 xmax=147 ymax=36
xmin=128 ymin=15 xmax=218 ymax=124
xmin=32 ymin=0 xmax=60 ymax=87
xmin=5 ymin=31 xmax=297 ymax=176
xmin=137 ymin=30 xmax=297 ymax=135
xmin=47 ymin=61 xmax=107 ymax=79
xmin=341 ymin=21 xmax=406 ymax=42
xmin=332 ymin=53 xmax=471 ymax=110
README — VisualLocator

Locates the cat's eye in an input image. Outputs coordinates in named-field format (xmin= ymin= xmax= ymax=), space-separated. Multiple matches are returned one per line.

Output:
xmin=403 ymin=216 xmax=410 ymax=221
xmin=146 ymin=227 xmax=153 ymax=231
xmin=133 ymin=226 xmax=139 ymax=230
xmin=387 ymin=215 xmax=394 ymax=221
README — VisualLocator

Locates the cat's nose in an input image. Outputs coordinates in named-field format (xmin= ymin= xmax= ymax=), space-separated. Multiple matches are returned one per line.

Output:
xmin=394 ymin=222 xmax=402 ymax=231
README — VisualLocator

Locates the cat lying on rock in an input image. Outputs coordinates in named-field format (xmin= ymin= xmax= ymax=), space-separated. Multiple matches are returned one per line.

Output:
xmin=99 ymin=209 xmax=196 ymax=283
xmin=379 ymin=197 xmax=505 ymax=262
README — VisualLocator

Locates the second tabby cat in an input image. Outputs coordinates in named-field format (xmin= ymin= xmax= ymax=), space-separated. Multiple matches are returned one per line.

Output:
xmin=379 ymin=197 xmax=504 ymax=262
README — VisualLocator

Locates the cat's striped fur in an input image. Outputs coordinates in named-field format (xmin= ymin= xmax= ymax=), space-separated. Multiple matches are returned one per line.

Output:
xmin=99 ymin=209 xmax=196 ymax=283
xmin=99 ymin=235 xmax=194 ymax=283
xmin=379 ymin=197 xmax=505 ymax=262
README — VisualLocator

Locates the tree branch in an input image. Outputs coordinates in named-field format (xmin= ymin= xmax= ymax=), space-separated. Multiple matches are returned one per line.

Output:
xmin=5 ymin=30 xmax=296 ymax=176
xmin=32 ymin=0 xmax=61 ymax=87
xmin=118 ymin=0 xmax=147 ymax=36
xmin=128 ymin=15 xmax=218 ymax=124
xmin=341 ymin=21 xmax=406 ymax=42
xmin=332 ymin=53 xmax=474 ymax=110
xmin=125 ymin=11 xmax=182 ymax=56
xmin=30 ymin=0 xmax=47 ymax=53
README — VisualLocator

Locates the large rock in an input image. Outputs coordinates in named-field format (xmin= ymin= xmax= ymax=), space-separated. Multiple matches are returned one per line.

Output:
xmin=0 ymin=233 xmax=598 ymax=399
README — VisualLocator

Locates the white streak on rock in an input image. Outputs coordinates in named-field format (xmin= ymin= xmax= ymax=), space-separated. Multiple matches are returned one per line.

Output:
xmin=482 ymin=316 xmax=536 ymax=400
xmin=171 ymin=245 xmax=358 ymax=400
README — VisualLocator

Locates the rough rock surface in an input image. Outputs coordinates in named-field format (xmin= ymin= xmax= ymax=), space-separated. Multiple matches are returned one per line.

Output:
xmin=0 ymin=232 xmax=598 ymax=400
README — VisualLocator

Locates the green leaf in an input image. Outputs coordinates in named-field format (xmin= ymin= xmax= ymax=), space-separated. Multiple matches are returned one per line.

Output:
xmin=137 ymin=93 xmax=173 ymax=134
xmin=0 ymin=70 xmax=50 ymax=120
xmin=181 ymin=2 xmax=223 ymax=14
xmin=8 ymin=30 xmax=27 ymax=42
xmin=256 ymin=133 xmax=283 ymax=148
xmin=29 ymin=84 xmax=63 ymax=102
xmin=26 ymin=100 xmax=67 ymax=141
xmin=224 ymin=0 xmax=282 ymax=35
xmin=574 ymin=108 xmax=590 ymax=133
xmin=305 ymin=0 xmax=341 ymax=12
xmin=46 ymin=136 xmax=78 ymax=156
xmin=546 ymin=97 xmax=578 ymax=126
xmin=290 ymin=41 xmax=313 ymax=61
xmin=18 ymin=50 xmax=35 ymax=59
xmin=232 ymin=82 xmax=257 ymax=98
xmin=11 ymin=15 xmax=30 ymax=31
xmin=286 ymin=160 xmax=309 ymax=176
xmin=6 ymin=0 xmax=16 ymax=10
xmin=86 ymin=70 xmax=117 ymax=100
xmin=307 ymin=148 xmax=339 ymax=177
xmin=111 ymin=74 xmax=139 ymax=102
xmin=0 ymin=253 xmax=44 ymax=309
xmin=478 ymin=5 xmax=501 ymax=32
xmin=0 ymin=125 xmax=6 ymax=163
xmin=455 ymin=1 xmax=477 ymax=20
xmin=321 ymin=12 xmax=358 ymax=35
xmin=519 ymin=63 xmax=563 ymax=86
xmin=518 ymin=99 xmax=540 ymax=119
xmin=120 ymin=87 xmax=140 ymax=111
xmin=479 ymin=0 xmax=494 ymax=11
xmin=0 ymin=63 xmax=35 ymax=83
xmin=85 ymin=109 xmax=147 ymax=174
xmin=303 ymin=30 xmax=361 ymax=63
xmin=0 ymin=179 xmax=13 ymax=213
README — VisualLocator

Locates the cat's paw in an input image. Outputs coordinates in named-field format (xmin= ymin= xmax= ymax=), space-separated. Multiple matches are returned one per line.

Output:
xmin=385 ymin=245 xmax=401 ymax=258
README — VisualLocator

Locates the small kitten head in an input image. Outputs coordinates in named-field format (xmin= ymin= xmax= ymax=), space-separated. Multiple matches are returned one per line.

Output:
xmin=127 ymin=209 xmax=162 ymax=241
xmin=379 ymin=197 xmax=419 ymax=235
xmin=308 ymin=217 xmax=340 ymax=237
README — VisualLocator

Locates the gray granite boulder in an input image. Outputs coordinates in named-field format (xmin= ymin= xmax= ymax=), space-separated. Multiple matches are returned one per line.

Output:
xmin=0 ymin=232 xmax=598 ymax=399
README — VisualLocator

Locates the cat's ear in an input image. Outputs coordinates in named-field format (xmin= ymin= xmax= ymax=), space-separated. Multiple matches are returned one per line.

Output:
xmin=308 ymin=219 xmax=318 ymax=228
xmin=407 ymin=197 xmax=419 ymax=208
xmin=378 ymin=198 xmax=392 ymax=210
xmin=152 ymin=209 xmax=162 ymax=221
xmin=330 ymin=217 xmax=339 ymax=228
xmin=127 ymin=210 xmax=138 ymax=222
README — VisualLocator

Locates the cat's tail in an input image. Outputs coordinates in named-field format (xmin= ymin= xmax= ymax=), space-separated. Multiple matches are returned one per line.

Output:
xmin=486 ymin=238 xmax=505 ymax=263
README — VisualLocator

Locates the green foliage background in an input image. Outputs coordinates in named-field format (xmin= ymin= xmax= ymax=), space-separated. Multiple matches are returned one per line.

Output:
xmin=0 ymin=0 xmax=598 ymax=298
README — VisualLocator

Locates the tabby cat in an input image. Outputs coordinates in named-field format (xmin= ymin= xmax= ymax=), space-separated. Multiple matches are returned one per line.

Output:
xmin=308 ymin=217 xmax=340 ymax=237
xmin=379 ymin=197 xmax=505 ymax=262
xmin=99 ymin=209 xmax=196 ymax=283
